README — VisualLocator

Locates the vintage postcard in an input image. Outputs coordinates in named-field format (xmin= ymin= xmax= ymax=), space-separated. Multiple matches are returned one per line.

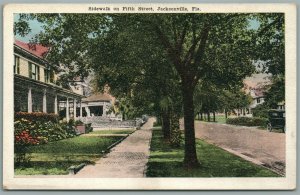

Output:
xmin=3 ymin=3 xmax=296 ymax=190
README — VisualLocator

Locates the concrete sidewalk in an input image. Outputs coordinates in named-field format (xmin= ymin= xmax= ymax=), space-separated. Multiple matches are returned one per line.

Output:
xmin=74 ymin=118 xmax=155 ymax=178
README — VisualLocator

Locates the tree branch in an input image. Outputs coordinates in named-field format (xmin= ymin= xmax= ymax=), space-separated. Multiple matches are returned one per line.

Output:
xmin=176 ymin=21 xmax=189 ymax=55
xmin=191 ymin=25 xmax=211 ymax=87
xmin=153 ymin=24 xmax=184 ymax=76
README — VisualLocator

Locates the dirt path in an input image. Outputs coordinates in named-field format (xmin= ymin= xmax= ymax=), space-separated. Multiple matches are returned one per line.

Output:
xmin=74 ymin=117 xmax=155 ymax=178
xmin=181 ymin=121 xmax=285 ymax=174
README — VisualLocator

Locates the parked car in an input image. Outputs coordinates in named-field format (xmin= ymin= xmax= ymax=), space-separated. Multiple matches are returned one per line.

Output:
xmin=266 ymin=109 xmax=285 ymax=133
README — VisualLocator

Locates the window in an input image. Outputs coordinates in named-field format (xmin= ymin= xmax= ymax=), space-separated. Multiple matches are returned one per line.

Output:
xmin=257 ymin=98 xmax=260 ymax=104
xmin=50 ymin=69 xmax=54 ymax=83
xmin=28 ymin=62 xmax=40 ymax=81
xmin=14 ymin=56 xmax=20 ymax=74
xmin=44 ymin=68 xmax=54 ymax=83
xmin=44 ymin=68 xmax=50 ymax=83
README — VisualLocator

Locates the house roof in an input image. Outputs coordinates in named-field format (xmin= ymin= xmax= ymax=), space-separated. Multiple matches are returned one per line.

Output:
xmin=14 ymin=40 xmax=49 ymax=59
xmin=251 ymin=88 xmax=264 ymax=98
xmin=82 ymin=93 xmax=112 ymax=102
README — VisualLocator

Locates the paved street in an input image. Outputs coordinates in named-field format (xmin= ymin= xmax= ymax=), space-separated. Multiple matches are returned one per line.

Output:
xmin=181 ymin=120 xmax=285 ymax=174
xmin=74 ymin=117 xmax=155 ymax=178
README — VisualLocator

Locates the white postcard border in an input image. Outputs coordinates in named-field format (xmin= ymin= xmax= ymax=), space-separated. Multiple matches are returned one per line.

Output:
xmin=3 ymin=3 xmax=297 ymax=190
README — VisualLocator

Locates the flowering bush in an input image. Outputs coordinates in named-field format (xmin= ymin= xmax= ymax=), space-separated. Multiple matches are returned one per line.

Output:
xmin=14 ymin=129 xmax=48 ymax=164
xmin=14 ymin=118 xmax=78 ymax=165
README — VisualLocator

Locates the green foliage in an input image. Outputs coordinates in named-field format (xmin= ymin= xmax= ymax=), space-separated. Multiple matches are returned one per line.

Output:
xmin=14 ymin=119 xmax=77 ymax=143
xmin=14 ymin=13 xmax=284 ymax=167
xmin=226 ymin=117 xmax=268 ymax=127
xmin=194 ymin=82 xmax=252 ymax=115
xmin=153 ymin=121 xmax=161 ymax=127
xmin=252 ymin=14 xmax=285 ymax=76
xmin=15 ymin=112 xmax=59 ymax=123
xmin=14 ymin=116 xmax=79 ymax=166
xmin=146 ymin=129 xmax=280 ymax=177
xmin=263 ymin=75 xmax=285 ymax=108
xmin=251 ymin=14 xmax=285 ymax=107
xmin=252 ymin=103 xmax=270 ymax=118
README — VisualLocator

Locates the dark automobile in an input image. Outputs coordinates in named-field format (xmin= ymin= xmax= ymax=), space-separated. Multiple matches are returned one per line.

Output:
xmin=266 ymin=109 xmax=285 ymax=133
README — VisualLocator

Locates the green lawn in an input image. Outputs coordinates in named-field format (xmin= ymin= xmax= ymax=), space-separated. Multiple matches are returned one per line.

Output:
xmin=146 ymin=128 xmax=280 ymax=177
xmin=15 ymin=136 xmax=121 ymax=175
xmin=196 ymin=115 xmax=227 ymax=124
xmin=89 ymin=129 xmax=134 ymax=135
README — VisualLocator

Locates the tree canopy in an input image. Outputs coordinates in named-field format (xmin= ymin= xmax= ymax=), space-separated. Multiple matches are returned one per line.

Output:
xmin=15 ymin=13 xmax=284 ymax=168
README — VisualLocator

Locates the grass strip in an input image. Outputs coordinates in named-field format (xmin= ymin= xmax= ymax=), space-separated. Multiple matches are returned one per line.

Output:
xmin=89 ymin=129 xmax=134 ymax=135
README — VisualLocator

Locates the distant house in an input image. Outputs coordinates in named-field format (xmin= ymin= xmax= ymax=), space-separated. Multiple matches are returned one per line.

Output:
xmin=67 ymin=77 xmax=122 ymax=120
xmin=249 ymin=87 xmax=265 ymax=110
xmin=81 ymin=93 xmax=112 ymax=117
xmin=14 ymin=40 xmax=84 ymax=121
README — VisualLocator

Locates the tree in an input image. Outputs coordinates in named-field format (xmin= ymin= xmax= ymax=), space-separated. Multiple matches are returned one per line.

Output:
xmin=15 ymin=13 xmax=282 ymax=168
xmin=108 ymin=14 xmax=255 ymax=167
xmin=251 ymin=14 xmax=285 ymax=107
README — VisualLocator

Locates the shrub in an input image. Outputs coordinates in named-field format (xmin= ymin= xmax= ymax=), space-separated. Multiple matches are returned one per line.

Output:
xmin=226 ymin=117 xmax=268 ymax=127
xmin=14 ymin=128 xmax=47 ymax=165
xmin=14 ymin=118 xmax=78 ymax=165
xmin=15 ymin=112 xmax=59 ymax=123
xmin=252 ymin=104 xmax=269 ymax=118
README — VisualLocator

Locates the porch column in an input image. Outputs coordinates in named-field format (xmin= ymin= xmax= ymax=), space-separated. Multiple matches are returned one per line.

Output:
xmin=54 ymin=95 xmax=58 ymax=114
xmin=86 ymin=106 xmax=90 ymax=117
xmin=66 ymin=97 xmax=69 ymax=122
xmin=102 ymin=102 xmax=106 ymax=117
xmin=73 ymin=99 xmax=77 ymax=120
xmin=28 ymin=87 xmax=32 ymax=113
xmin=80 ymin=100 xmax=82 ymax=118
xmin=43 ymin=90 xmax=47 ymax=113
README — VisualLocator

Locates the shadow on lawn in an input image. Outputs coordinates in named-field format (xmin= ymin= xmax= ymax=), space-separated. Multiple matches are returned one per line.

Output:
xmin=146 ymin=129 xmax=280 ymax=177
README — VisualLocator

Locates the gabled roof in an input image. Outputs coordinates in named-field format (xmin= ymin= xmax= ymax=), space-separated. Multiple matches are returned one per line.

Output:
xmin=82 ymin=93 xmax=112 ymax=102
xmin=14 ymin=40 xmax=49 ymax=59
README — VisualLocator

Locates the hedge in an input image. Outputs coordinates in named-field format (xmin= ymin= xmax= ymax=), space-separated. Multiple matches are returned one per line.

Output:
xmin=226 ymin=117 xmax=268 ymax=127
xmin=15 ymin=112 xmax=59 ymax=123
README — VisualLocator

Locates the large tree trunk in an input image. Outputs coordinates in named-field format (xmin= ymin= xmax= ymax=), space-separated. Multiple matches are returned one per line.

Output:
xmin=225 ymin=109 xmax=228 ymax=119
xmin=161 ymin=110 xmax=171 ymax=140
xmin=200 ymin=112 xmax=203 ymax=120
xmin=182 ymin=83 xmax=199 ymax=168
